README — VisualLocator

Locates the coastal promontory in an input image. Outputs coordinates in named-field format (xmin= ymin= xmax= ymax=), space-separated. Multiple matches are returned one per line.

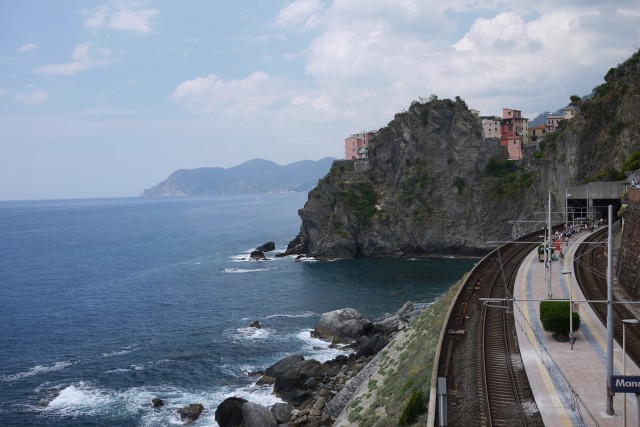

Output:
xmin=284 ymin=97 xmax=528 ymax=259
xmin=285 ymin=49 xmax=640 ymax=259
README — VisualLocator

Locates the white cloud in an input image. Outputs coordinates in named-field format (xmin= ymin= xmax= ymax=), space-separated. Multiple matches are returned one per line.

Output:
xmin=289 ymin=94 xmax=337 ymax=114
xmin=276 ymin=0 xmax=324 ymax=28
xmin=82 ymin=1 xmax=158 ymax=33
xmin=618 ymin=7 xmax=640 ymax=17
xmin=174 ymin=0 xmax=640 ymax=132
xmin=17 ymin=43 xmax=38 ymax=52
xmin=34 ymin=42 xmax=119 ymax=76
xmin=171 ymin=72 xmax=284 ymax=115
xmin=279 ymin=0 xmax=639 ymax=119
xmin=15 ymin=85 xmax=48 ymax=106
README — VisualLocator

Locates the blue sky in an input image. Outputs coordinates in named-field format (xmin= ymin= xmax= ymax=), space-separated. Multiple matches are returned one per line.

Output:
xmin=1 ymin=0 xmax=639 ymax=200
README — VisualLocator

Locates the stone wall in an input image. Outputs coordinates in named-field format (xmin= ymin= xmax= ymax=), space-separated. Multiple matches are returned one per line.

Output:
xmin=619 ymin=188 xmax=640 ymax=298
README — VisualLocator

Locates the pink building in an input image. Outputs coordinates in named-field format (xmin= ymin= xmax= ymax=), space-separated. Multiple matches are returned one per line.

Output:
xmin=482 ymin=117 xmax=501 ymax=139
xmin=501 ymin=108 xmax=527 ymax=160
xmin=344 ymin=131 xmax=375 ymax=160
xmin=545 ymin=114 xmax=564 ymax=133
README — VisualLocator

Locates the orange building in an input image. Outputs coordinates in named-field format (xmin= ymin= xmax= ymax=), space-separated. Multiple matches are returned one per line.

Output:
xmin=528 ymin=124 xmax=547 ymax=145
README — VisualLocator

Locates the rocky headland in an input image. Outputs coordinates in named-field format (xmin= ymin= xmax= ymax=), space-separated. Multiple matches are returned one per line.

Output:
xmin=141 ymin=158 xmax=335 ymax=197
xmin=284 ymin=49 xmax=640 ymax=260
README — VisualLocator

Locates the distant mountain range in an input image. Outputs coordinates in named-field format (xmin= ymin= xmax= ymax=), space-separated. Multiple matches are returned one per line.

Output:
xmin=141 ymin=157 xmax=336 ymax=197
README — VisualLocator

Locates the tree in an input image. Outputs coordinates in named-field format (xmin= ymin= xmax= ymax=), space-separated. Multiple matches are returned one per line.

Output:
xmin=569 ymin=94 xmax=582 ymax=106
xmin=540 ymin=300 xmax=580 ymax=340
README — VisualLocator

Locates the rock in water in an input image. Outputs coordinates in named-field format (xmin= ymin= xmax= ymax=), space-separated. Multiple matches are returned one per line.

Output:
xmin=215 ymin=397 xmax=247 ymax=427
xmin=250 ymin=250 xmax=267 ymax=260
xmin=314 ymin=308 xmax=372 ymax=342
xmin=151 ymin=397 xmax=164 ymax=407
xmin=248 ymin=320 xmax=261 ymax=329
xmin=176 ymin=403 xmax=204 ymax=424
xmin=255 ymin=242 xmax=276 ymax=252
xmin=261 ymin=354 xmax=323 ymax=405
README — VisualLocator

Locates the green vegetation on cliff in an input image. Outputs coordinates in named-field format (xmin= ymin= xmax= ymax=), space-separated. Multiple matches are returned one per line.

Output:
xmin=484 ymin=158 xmax=534 ymax=196
xmin=339 ymin=276 xmax=465 ymax=426
xmin=339 ymin=181 xmax=378 ymax=227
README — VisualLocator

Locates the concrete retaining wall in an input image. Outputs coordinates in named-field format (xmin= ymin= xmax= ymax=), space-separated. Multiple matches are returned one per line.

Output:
xmin=619 ymin=189 xmax=640 ymax=298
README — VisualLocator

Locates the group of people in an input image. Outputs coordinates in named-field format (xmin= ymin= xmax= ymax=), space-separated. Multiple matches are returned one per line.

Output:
xmin=550 ymin=220 xmax=603 ymax=264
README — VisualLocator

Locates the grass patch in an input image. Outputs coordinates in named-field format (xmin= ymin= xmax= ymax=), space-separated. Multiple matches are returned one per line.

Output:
xmin=339 ymin=276 xmax=467 ymax=426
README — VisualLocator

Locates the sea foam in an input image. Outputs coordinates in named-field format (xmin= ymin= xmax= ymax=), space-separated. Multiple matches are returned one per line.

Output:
xmin=265 ymin=310 xmax=317 ymax=319
xmin=1 ymin=361 xmax=74 ymax=382
xmin=295 ymin=330 xmax=351 ymax=362
xmin=222 ymin=267 xmax=275 ymax=273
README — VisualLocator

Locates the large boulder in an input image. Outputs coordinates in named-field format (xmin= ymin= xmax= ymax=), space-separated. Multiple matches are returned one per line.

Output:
xmin=273 ymin=359 xmax=323 ymax=394
xmin=176 ymin=403 xmax=204 ymax=425
xmin=263 ymin=355 xmax=305 ymax=379
xmin=271 ymin=402 xmax=294 ymax=423
xmin=314 ymin=308 xmax=372 ymax=342
xmin=374 ymin=314 xmax=399 ymax=334
xmin=374 ymin=301 xmax=416 ymax=334
xmin=250 ymin=250 xmax=267 ymax=260
xmin=261 ymin=355 xmax=323 ymax=404
xmin=215 ymin=397 xmax=247 ymax=427
xmin=255 ymin=242 xmax=276 ymax=252
xmin=241 ymin=402 xmax=277 ymax=427
xmin=355 ymin=334 xmax=389 ymax=358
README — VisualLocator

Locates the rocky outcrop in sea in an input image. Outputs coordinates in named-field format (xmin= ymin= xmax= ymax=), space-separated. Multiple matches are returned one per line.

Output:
xmin=216 ymin=303 xmax=425 ymax=426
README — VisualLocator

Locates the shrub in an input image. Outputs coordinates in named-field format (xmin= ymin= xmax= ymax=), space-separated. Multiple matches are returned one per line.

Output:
xmin=540 ymin=300 xmax=580 ymax=340
xmin=453 ymin=176 xmax=465 ymax=194
xmin=594 ymin=83 xmax=609 ymax=97
xmin=485 ymin=158 xmax=517 ymax=177
xmin=622 ymin=151 xmax=640 ymax=172
xmin=339 ymin=182 xmax=378 ymax=227
xmin=399 ymin=388 xmax=427 ymax=426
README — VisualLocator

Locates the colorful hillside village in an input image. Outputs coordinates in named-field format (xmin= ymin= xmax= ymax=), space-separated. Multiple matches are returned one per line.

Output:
xmin=344 ymin=105 xmax=578 ymax=161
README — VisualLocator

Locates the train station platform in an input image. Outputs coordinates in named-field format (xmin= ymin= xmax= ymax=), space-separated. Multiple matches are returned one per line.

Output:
xmin=513 ymin=230 xmax=640 ymax=426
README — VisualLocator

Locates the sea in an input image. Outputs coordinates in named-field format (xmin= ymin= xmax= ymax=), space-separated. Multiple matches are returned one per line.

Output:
xmin=0 ymin=192 xmax=475 ymax=426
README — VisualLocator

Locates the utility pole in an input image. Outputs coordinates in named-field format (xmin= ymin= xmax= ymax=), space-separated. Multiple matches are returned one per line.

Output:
xmin=606 ymin=205 xmax=614 ymax=415
xmin=547 ymin=191 xmax=552 ymax=299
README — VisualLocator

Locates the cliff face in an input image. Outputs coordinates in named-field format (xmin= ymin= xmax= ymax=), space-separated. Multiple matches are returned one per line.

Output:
xmin=520 ymin=49 xmax=640 ymax=219
xmin=286 ymin=49 xmax=640 ymax=259
xmin=619 ymin=190 xmax=640 ymax=298
xmin=286 ymin=98 xmax=528 ymax=258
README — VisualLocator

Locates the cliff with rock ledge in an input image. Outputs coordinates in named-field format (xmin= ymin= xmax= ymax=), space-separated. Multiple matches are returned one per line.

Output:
xmin=286 ymin=49 xmax=640 ymax=259
xmin=285 ymin=97 xmax=530 ymax=259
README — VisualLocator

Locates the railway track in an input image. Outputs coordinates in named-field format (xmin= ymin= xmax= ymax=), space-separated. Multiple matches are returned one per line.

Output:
xmin=574 ymin=227 xmax=640 ymax=373
xmin=438 ymin=230 xmax=545 ymax=426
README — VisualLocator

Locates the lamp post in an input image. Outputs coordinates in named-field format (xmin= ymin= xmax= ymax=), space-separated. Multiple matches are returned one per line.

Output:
xmin=563 ymin=271 xmax=575 ymax=350
xmin=565 ymin=189 xmax=571 ymax=230
xmin=623 ymin=319 xmax=639 ymax=427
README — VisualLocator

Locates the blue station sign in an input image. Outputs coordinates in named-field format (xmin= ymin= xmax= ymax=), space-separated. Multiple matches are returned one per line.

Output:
xmin=611 ymin=375 xmax=640 ymax=393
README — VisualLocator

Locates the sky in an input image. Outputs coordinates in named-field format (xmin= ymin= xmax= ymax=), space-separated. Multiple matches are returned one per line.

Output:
xmin=1 ymin=1 xmax=640 ymax=200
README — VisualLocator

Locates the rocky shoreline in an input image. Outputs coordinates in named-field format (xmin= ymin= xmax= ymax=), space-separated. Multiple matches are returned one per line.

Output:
xmin=208 ymin=302 xmax=425 ymax=426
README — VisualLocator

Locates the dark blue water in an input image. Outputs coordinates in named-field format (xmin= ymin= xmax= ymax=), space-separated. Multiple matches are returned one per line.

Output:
xmin=0 ymin=193 xmax=475 ymax=426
